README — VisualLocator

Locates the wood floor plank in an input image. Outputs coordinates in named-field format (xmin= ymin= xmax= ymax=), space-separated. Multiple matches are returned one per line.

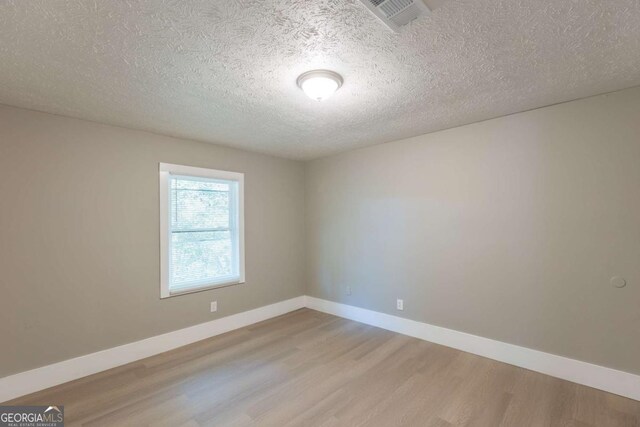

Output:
xmin=5 ymin=308 xmax=640 ymax=426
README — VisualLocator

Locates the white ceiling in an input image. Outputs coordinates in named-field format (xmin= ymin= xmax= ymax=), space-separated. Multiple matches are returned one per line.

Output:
xmin=1 ymin=0 xmax=639 ymax=160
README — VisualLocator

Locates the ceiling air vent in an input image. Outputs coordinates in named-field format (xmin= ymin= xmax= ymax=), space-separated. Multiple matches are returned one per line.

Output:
xmin=360 ymin=0 xmax=430 ymax=32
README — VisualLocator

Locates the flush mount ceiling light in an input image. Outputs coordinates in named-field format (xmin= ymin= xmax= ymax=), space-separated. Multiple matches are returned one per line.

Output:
xmin=297 ymin=70 xmax=343 ymax=101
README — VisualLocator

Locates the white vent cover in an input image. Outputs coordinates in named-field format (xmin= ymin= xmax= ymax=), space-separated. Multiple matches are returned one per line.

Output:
xmin=360 ymin=0 xmax=431 ymax=31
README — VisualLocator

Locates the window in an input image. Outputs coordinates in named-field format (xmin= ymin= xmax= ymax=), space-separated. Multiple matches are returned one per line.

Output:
xmin=159 ymin=163 xmax=244 ymax=298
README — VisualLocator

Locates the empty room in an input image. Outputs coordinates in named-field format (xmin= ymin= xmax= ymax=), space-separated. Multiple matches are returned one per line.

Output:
xmin=1 ymin=0 xmax=639 ymax=426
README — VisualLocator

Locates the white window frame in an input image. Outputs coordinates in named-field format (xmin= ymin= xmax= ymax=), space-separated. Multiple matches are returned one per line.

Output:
xmin=159 ymin=163 xmax=245 ymax=298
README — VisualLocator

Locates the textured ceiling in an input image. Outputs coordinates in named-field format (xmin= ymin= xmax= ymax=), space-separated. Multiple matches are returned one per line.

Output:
xmin=1 ymin=0 xmax=639 ymax=159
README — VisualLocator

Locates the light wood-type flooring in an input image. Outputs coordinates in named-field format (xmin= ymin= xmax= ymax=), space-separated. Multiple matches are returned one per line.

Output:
xmin=7 ymin=308 xmax=640 ymax=426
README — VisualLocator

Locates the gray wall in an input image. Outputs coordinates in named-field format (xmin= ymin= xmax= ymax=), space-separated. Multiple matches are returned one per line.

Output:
xmin=306 ymin=87 xmax=640 ymax=375
xmin=0 ymin=106 xmax=306 ymax=377
xmin=3 ymin=86 xmax=640 ymax=379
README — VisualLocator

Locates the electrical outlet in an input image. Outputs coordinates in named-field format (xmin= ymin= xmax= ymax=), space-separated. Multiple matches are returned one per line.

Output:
xmin=210 ymin=301 xmax=217 ymax=313
xmin=396 ymin=299 xmax=404 ymax=311
xmin=345 ymin=286 xmax=352 ymax=296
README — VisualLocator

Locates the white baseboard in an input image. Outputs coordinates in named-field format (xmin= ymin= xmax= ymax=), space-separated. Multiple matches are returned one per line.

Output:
xmin=305 ymin=296 xmax=640 ymax=401
xmin=0 ymin=296 xmax=306 ymax=403
xmin=3 ymin=295 xmax=638 ymax=403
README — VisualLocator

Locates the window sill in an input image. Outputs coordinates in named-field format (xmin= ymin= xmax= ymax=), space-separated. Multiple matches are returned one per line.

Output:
xmin=161 ymin=279 xmax=245 ymax=299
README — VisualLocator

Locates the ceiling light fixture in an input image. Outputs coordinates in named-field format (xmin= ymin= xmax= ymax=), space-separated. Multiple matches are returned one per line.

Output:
xmin=297 ymin=70 xmax=343 ymax=101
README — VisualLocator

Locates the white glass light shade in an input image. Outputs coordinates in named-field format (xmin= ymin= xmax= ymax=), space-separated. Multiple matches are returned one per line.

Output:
xmin=297 ymin=70 xmax=343 ymax=101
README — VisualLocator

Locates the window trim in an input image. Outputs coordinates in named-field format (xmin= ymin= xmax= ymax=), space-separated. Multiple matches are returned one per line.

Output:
xmin=159 ymin=163 xmax=245 ymax=298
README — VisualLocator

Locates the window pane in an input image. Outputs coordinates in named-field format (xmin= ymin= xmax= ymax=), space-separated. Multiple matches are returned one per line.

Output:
xmin=171 ymin=230 xmax=233 ymax=286
xmin=171 ymin=177 xmax=229 ymax=230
